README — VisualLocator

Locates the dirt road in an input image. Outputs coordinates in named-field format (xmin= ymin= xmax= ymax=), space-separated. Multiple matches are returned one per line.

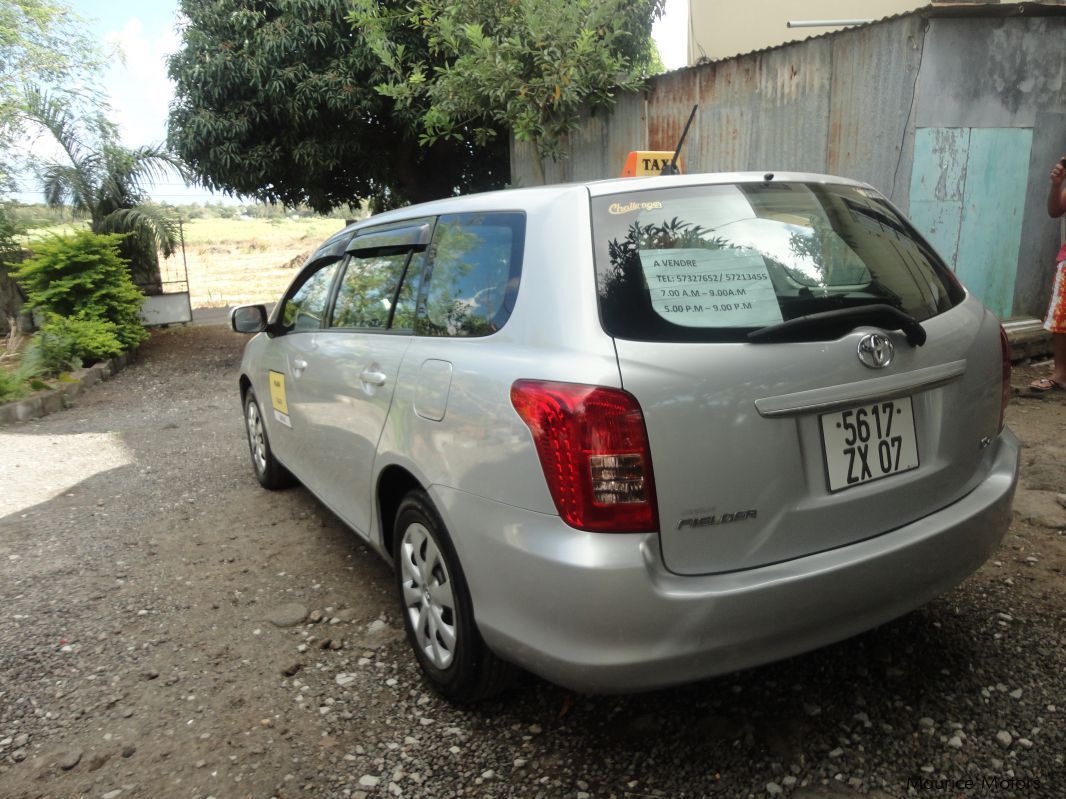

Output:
xmin=1 ymin=325 xmax=1063 ymax=799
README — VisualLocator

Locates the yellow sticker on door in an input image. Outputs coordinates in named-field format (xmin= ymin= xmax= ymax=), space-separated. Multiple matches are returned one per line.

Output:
xmin=268 ymin=370 xmax=292 ymax=428
xmin=268 ymin=371 xmax=288 ymax=413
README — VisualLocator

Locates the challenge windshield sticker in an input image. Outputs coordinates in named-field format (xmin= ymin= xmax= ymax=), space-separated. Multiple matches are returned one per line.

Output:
xmin=638 ymin=248 xmax=783 ymax=328
xmin=608 ymin=200 xmax=663 ymax=215
xmin=268 ymin=370 xmax=292 ymax=428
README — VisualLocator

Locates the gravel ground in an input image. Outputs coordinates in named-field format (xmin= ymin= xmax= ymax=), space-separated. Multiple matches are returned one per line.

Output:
xmin=0 ymin=325 xmax=1064 ymax=799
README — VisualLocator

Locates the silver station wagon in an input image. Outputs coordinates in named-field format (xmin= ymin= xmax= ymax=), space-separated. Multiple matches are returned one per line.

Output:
xmin=232 ymin=172 xmax=1019 ymax=703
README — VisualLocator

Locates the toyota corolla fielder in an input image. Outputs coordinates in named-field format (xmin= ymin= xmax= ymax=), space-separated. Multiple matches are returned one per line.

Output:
xmin=231 ymin=172 xmax=1019 ymax=703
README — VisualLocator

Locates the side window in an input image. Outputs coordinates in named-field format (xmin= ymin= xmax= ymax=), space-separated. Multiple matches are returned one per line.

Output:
xmin=416 ymin=212 xmax=525 ymax=337
xmin=331 ymin=250 xmax=419 ymax=330
xmin=280 ymin=259 xmax=342 ymax=332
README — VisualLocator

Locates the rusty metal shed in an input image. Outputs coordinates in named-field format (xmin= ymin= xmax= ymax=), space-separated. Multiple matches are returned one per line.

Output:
xmin=510 ymin=2 xmax=1066 ymax=321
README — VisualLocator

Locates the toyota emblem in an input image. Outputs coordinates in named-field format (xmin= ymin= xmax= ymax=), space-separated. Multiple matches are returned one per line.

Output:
xmin=857 ymin=333 xmax=894 ymax=369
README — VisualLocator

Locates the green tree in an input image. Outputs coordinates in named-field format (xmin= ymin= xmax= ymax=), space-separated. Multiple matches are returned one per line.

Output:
xmin=0 ymin=200 xmax=21 ymax=263
xmin=0 ymin=0 xmax=104 ymax=300
xmin=350 ymin=0 xmax=664 ymax=185
xmin=166 ymin=0 xmax=509 ymax=213
xmin=0 ymin=199 xmax=26 ymax=335
xmin=23 ymin=90 xmax=184 ymax=290
xmin=0 ymin=0 xmax=103 ymax=190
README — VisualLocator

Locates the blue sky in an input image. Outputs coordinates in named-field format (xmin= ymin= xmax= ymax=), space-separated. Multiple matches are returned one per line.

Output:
xmin=18 ymin=0 xmax=688 ymax=206
xmin=64 ymin=0 xmax=200 ymax=202
xmin=70 ymin=0 xmax=182 ymax=148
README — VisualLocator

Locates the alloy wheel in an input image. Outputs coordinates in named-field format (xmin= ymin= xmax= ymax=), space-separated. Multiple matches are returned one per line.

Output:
xmin=399 ymin=522 xmax=457 ymax=670
xmin=246 ymin=401 xmax=267 ymax=475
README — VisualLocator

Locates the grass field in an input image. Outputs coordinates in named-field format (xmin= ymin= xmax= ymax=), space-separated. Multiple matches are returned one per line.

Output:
xmin=21 ymin=215 xmax=353 ymax=309
xmin=173 ymin=217 xmax=349 ymax=307
xmin=2 ymin=214 xmax=354 ymax=397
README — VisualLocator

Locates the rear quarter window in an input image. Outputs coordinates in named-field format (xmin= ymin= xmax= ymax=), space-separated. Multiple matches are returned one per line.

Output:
xmin=415 ymin=212 xmax=525 ymax=337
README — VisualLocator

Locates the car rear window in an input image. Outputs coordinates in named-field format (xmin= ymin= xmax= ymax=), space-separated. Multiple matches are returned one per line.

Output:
xmin=591 ymin=182 xmax=963 ymax=342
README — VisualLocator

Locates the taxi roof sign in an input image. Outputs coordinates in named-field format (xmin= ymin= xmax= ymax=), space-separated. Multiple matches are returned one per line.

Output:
xmin=622 ymin=151 xmax=682 ymax=178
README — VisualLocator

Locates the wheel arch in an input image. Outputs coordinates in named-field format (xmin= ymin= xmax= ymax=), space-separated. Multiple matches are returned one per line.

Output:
xmin=377 ymin=464 xmax=425 ymax=559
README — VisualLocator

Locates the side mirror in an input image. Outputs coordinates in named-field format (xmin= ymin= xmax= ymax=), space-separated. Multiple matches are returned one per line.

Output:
xmin=231 ymin=304 xmax=268 ymax=334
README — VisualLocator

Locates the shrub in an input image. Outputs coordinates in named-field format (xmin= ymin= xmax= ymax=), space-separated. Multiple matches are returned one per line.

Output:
xmin=59 ymin=315 xmax=124 ymax=364
xmin=0 ymin=365 xmax=29 ymax=403
xmin=40 ymin=314 xmax=124 ymax=369
xmin=11 ymin=230 xmax=148 ymax=350
xmin=22 ymin=321 xmax=81 ymax=376
xmin=21 ymin=314 xmax=125 ymax=376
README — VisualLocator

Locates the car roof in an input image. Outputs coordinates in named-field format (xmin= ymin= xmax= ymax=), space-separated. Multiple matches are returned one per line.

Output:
xmin=343 ymin=171 xmax=876 ymax=236
xmin=583 ymin=171 xmax=873 ymax=196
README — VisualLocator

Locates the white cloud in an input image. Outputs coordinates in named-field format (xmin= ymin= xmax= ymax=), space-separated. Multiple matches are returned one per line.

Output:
xmin=10 ymin=11 xmax=241 ymax=204
xmin=104 ymin=17 xmax=180 ymax=148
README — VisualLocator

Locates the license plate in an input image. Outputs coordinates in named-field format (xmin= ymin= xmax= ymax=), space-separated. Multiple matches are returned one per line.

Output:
xmin=820 ymin=398 xmax=919 ymax=492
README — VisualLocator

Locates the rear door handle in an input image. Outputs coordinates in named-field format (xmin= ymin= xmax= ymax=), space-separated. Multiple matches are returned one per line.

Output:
xmin=360 ymin=369 xmax=387 ymax=387
xmin=292 ymin=358 xmax=308 ymax=376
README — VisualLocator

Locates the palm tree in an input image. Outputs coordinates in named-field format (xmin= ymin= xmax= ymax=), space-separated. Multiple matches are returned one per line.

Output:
xmin=23 ymin=89 xmax=185 ymax=292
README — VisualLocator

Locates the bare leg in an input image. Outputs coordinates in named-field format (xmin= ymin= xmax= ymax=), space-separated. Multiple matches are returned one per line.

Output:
xmin=1053 ymin=332 xmax=1066 ymax=385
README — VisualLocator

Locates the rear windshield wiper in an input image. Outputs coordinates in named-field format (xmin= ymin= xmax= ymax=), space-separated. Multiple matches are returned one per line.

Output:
xmin=748 ymin=303 xmax=927 ymax=347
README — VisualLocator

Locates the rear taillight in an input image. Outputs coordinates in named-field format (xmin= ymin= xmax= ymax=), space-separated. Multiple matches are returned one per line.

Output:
xmin=510 ymin=380 xmax=658 ymax=533
xmin=999 ymin=325 xmax=1011 ymax=434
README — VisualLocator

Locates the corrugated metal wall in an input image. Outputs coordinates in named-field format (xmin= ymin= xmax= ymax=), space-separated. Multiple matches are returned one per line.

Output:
xmin=509 ymin=9 xmax=1066 ymax=318
xmin=510 ymin=15 xmax=926 ymax=207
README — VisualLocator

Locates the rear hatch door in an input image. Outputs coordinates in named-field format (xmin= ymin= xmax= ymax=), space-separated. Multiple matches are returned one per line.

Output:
xmin=590 ymin=179 xmax=1004 ymax=576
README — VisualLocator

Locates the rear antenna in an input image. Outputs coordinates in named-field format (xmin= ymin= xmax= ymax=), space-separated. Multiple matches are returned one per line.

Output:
xmin=660 ymin=104 xmax=697 ymax=176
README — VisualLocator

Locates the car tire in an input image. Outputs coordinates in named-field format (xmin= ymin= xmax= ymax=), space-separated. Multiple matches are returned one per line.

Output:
xmin=243 ymin=390 xmax=294 ymax=490
xmin=394 ymin=490 xmax=514 ymax=703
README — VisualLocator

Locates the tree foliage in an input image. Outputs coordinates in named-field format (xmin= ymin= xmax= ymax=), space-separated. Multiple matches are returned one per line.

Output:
xmin=25 ymin=313 xmax=124 ymax=373
xmin=167 ymin=0 xmax=509 ymax=213
xmin=23 ymin=90 xmax=183 ymax=289
xmin=12 ymin=230 xmax=148 ymax=349
xmin=0 ymin=0 xmax=103 ymax=189
xmin=0 ymin=200 xmax=21 ymax=262
xmin=0 ymin=358 xmax=35 ymax=401
xmin=350 ymin=0 xmax=664 ymax=184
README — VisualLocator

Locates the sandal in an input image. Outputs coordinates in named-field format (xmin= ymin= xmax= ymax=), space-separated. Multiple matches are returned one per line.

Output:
xmin=1029 ymin=377 xmax=1063 ymax=392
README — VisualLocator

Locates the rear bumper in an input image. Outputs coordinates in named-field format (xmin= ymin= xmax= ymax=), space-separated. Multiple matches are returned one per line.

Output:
xmin=432 ymin=430 xmax=1019 ymax=694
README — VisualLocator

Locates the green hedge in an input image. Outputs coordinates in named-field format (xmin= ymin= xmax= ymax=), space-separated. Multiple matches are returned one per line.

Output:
xmin=22 ymin=314 xmax=125 ymax=376
xmin=12 ymin=230 xmax=148 ymax=350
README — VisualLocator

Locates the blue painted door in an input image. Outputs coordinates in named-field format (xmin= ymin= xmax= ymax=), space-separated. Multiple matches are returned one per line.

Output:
xmin=908 ymin=127 xmax=1032 ymax=319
